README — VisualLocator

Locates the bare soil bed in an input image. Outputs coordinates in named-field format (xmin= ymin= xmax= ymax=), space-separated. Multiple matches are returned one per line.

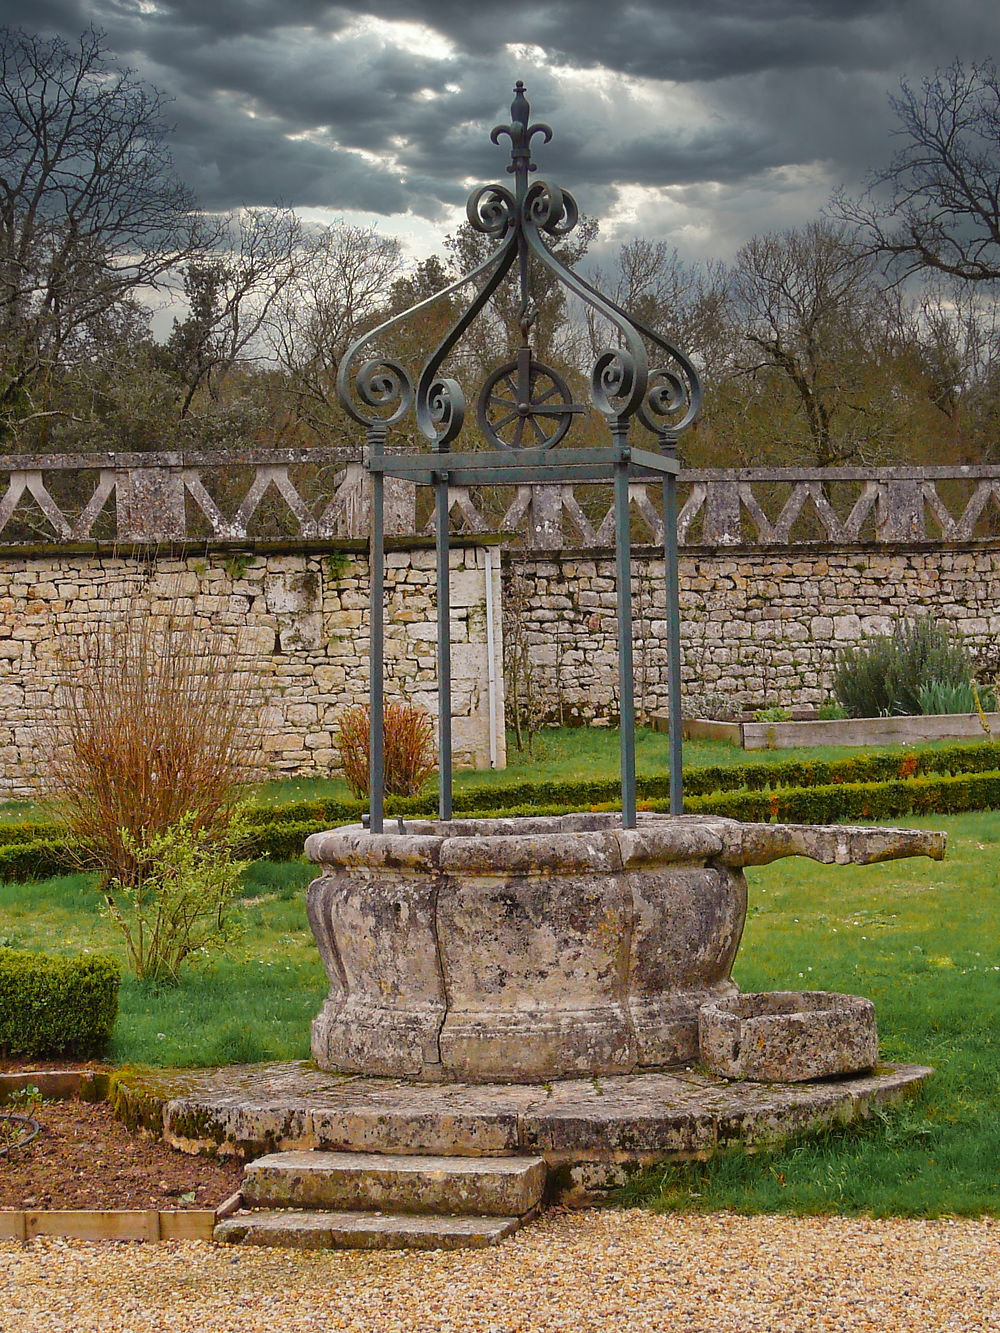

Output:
xmin=0 ymin=1096 xmax=243 ymax=1212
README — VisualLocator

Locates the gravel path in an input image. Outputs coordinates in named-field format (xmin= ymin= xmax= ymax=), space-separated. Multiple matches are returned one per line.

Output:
xmin=3 ymin=1209 xmax=998 ymax=1332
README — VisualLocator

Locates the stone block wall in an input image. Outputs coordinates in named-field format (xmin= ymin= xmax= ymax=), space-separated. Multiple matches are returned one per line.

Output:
xmin=507 ymin=543 xmax=1000 ymax=722
xmin=0 ymin=542 xmax=504 ymax=797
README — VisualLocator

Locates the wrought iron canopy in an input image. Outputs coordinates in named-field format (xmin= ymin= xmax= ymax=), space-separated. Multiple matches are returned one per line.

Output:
xmin=340 ymin=82 xmax=702 ymax=832
xmin=336 ymin=80 xmax=701 ymax=465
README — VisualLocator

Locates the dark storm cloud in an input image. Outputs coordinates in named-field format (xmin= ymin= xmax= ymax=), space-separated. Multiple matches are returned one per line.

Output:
xmin=3 ymin=0 xmax=1000 ymax=249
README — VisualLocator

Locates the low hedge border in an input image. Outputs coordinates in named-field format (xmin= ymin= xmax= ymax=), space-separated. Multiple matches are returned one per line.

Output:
xmin=3 ymin=769 xmax=999 ymax=880
xmin=2 ymin=742 xmax=997 ymax=881
xmin=2 ymin=741 xmax=996 ymax=857
xmin=0 ymin=948 xmax=120 ymax=1058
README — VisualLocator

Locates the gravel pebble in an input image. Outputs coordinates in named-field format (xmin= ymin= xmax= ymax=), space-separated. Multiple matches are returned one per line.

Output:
xmin=2 ymin=1209 xmax=998 ymax=1332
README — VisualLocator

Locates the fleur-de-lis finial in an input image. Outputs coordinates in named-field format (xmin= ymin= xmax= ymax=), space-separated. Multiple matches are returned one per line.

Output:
xmin=491 ymin=80 xmax=552 ymax=182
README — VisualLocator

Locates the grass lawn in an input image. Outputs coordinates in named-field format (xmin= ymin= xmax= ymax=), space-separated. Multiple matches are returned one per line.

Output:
xmin=1 ymin=804 xmax=997 ymax=1216
xmin=619 ymin=809 xmax=1000 ymax=1217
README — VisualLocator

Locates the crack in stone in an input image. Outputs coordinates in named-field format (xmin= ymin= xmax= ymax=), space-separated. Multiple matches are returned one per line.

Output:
xmin=430 ymin=872 xmax=449 ymax=1069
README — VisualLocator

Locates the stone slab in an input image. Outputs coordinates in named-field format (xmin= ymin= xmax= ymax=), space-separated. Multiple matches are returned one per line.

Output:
xmin=214 ymin=1209 xmax=520 ymax=1251
xmin=111 ymin=1059 xmax=932 ymax=1201
xmin=242 ymin=1150 xmax=547 ymax=1217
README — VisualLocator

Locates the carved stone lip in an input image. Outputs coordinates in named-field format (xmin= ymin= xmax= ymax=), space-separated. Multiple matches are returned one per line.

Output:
xmin=304 ymin=812 xmax=946 ymax=873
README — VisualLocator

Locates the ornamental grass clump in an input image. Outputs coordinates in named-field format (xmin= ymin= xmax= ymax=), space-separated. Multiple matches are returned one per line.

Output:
xmin=336 ymin=702 xmax=436 ymax=799
xmin=832 ymin=617 xmax=984 ymax=718
xmin=45 ymin=610 xmax=265 ymax=981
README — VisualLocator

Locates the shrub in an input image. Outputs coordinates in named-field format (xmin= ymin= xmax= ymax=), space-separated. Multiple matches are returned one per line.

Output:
xmin=0 ymin=949 xmax=120 ymax=1057
xmin=832 ymin=617 xmax=980 ymax=718
xmin=336 ymin=702 xmax=436 ymax=799
xmin=752 ymin=706 xmax=791 ymax=723
xmin=45 ymin=610 xmax=264 ymax=894
xmin=817 ymin=699 xmax=847 ymax=720
xmin=917 ymin=678 xmax=997 ymax=716
xmin=105 ymin=809 xmax=253 ymax=982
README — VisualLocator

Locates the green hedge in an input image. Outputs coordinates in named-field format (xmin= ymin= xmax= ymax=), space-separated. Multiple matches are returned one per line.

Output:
xmin=0 ymin=837 xmax=79 ymax=882
xmin=0 ymin=948 xmax=120 ymax=1058
xmin=3 ymin=742 xmax=999 ymax=881
xmin=238 ymin=741 xmax=1000 ymax=824
xmin=2 ymin=741 xmax=996 ymax=854
xmin=685 ymin=770 xmax=1000 ymax=823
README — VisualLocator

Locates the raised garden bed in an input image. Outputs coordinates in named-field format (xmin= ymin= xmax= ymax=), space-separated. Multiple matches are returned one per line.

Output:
xmin=676 ymin=713 xmax=1000 ymax=751
xmin=0 ymin=1066 xmax=243 ymax=1241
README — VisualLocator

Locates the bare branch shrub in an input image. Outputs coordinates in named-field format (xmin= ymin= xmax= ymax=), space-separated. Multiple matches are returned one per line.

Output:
xmin=45 ymin=610 xmax=265 ymax=893
xmin=336 ymin=703 xmax=436 ymax=799
xmin=502 ymin=570 xmax=544 ymax=752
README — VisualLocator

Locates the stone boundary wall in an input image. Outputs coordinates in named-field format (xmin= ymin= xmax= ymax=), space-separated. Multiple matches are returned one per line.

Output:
xmin=0 ymin=542 xmax=504 ymax=798
xmin=507 ymin=542 xmax=1000 ymax=722
xmin=3 ymin=527 xmax=999 ymax=797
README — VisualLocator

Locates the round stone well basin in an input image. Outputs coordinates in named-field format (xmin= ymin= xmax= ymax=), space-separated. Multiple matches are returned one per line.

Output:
xmin=304 ymin=814 xmax=943 ymax=1085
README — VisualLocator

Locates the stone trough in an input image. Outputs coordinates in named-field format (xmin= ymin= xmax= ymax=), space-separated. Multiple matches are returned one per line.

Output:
xmin=699 ymin=991 xmax=879 ymax=1083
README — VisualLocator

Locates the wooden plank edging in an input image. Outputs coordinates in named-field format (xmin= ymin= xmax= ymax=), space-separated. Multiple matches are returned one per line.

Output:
xmin=0 ymin=1070 xmax=110 ymax=1104
xmin=0 ymin=1209 xmax=218 ymax=1242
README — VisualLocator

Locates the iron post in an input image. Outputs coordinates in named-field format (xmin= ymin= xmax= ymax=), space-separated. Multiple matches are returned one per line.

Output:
xmin=661 ymin=435 xmax=683 ymax=815
xmin=435 ymin=470 xmax=453 ymax=820
xmin=368 ymin=424 xmax=386 ymax=834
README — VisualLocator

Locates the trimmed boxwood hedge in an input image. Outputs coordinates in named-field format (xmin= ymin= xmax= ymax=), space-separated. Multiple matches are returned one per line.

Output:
xmin=0 ymin=948 xmax=120 ymax=1057
xmin=2 ymin=742 xmax=998 ymax=881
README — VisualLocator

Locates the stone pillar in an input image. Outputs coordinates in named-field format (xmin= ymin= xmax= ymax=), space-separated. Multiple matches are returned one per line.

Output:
xmin=876 ymin=479 xmax=927 ymax=542
xmin=115 ymin=467 xmax=187 ymax=541
xmin=337 ymin=462 xmax=416 ymax=537
xmin=701 ymin=480 xmax=742 ymax=545
xmin=527 ymin=484 xmax=563 ymax=548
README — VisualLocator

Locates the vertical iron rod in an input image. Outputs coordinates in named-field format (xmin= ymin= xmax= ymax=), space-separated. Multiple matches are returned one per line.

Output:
xmin=435 ymin=471 xmax=453 ymax=820
xmin=613 ymin=426 xmax=637 ymax=829
xmin=368 ymin=426 xmax=386 ymax=834
xmin=661 ymin=439 xmax=683 ymax=815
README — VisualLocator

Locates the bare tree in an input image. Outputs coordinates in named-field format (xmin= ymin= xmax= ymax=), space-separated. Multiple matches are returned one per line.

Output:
xmin=728 ymin=221 xmax=910 ymax=465
xmin=0 ymin=26 xmax=206 ymax=437
xmin=168 ymin=207 xmax=302 ymax=417
xmin=267 ymin=221 xmax=402 ymax=440
xmin=912 ymin=279 xmax=1000 ymax=460
xmin=585 ymin=239 xmax=705 ymax=352
xmin=840 ymin=60 xmax=1000 ymax=284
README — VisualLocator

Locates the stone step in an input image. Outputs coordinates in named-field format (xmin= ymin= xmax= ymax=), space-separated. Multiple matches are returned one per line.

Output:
xmin=214 ymin=1208 xmax=521 ymax=1251
xmin=241 ymin=1150 xmax=547 ymax=1217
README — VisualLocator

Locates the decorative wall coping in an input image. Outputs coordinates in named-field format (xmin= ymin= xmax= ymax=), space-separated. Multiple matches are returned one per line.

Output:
xmin=2 ymin=450 xmax=999 ymax=550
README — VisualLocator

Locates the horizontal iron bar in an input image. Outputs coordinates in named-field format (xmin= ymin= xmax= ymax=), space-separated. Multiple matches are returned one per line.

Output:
xmin=370 ymin=446 xmax=629 ymax=476
xmin=628 ymin=448 xmax=682 ymax=477
xmin=374 ymin=463 xmax=678 ymax=485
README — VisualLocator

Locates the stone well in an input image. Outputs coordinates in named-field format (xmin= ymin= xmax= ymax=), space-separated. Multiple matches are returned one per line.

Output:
xmin=305 ymin=814 xmax=944 ymax=1085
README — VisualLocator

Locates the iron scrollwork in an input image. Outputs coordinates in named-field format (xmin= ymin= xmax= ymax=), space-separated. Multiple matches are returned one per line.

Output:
xmin=335 ymin=79 xmax=701 ymax=449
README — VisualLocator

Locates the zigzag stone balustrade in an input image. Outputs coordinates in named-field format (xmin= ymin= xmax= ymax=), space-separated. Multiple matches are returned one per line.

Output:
xmin=2 ymin=452 xmax=1000 ymax=548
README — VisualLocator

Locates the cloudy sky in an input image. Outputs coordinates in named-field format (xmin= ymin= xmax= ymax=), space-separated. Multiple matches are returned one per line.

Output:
xmin=4 ymin=0 xmax=1000 ymax=268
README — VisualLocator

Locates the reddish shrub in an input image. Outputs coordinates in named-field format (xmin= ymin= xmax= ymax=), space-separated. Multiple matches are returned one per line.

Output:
xmin=336 ymin=703 xmax=436 ymax=799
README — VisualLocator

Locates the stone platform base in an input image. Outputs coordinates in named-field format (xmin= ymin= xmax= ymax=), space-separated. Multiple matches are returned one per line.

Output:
xmin=111 ymin=1060 xmax=931 ymax=1203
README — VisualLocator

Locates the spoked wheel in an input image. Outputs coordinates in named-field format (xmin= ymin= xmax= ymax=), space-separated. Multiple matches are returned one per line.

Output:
xmin=478 ymin=355 xmax=581 ymax=449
